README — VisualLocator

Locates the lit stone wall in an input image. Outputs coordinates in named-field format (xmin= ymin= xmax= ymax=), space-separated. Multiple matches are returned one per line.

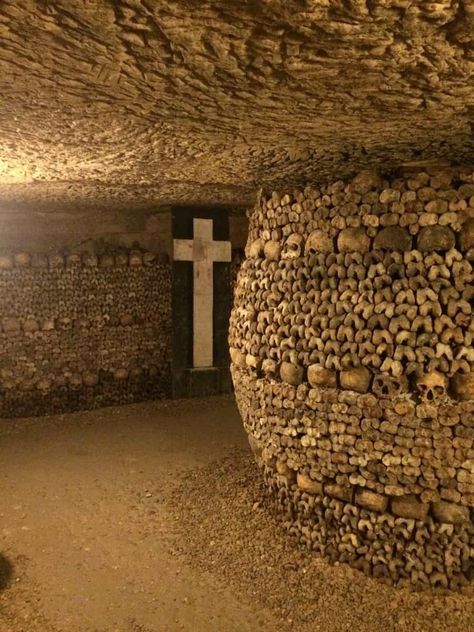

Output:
xmin=229 ymin=168 xmax=474 ymax=588
xmin=0 ymin=250 xmax=171 ymax=417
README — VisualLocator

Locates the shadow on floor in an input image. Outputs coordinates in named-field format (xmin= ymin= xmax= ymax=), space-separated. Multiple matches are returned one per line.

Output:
xmin=0 ymin=553 xmax=13 ymax=590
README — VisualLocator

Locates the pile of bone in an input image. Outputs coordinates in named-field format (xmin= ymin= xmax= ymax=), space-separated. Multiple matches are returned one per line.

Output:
xmin=230 ymin=248 xmax=244 ymax=292
xmin=232 ymin=365 xmax=474 ymax=506
xmin=232 ymin=365 xmax=474 ymax=589
xmin=230 ymin=168 xmax=474 ymax=395
xmin=0 ymin=249 xmax=172 ymax=416
xmin=246 ymin=169 xmax=473 ymax=248
xmin=229 ymin=167 xmax=474 ymax=588
xmin=266 ymin=461 xmax=473 ymax=590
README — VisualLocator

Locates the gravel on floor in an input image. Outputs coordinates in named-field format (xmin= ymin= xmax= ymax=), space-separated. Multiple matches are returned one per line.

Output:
xmin=164 ymin=449 xmax=474 ymax=632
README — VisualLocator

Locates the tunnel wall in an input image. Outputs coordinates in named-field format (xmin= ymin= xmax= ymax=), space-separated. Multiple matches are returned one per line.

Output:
xmin=0 ymin=207 xmax=172 ymax=255
xmin=0 ymin=250 xmax=172 ymax=417
xmin=0 ymin=208 xmax=247 ymax=417
xmin=229 ymin=168 xmax=474 ymax=588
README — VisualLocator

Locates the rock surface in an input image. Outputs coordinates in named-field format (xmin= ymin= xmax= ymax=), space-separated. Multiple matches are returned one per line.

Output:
xmin=0 ymin=1 xmax=473 ymax=210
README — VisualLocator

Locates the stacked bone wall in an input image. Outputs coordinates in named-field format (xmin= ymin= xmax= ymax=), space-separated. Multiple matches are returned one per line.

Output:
xmin=0 ymin=250 xmax=171 ymax=417
xmin=229 ymin=168 xmax=474 ymax=588
xmin=231 ymin=248 xmax=244 ymax=292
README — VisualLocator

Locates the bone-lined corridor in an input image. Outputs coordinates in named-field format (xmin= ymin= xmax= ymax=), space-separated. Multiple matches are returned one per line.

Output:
xmin=0 ymin=1 xmax=473 ymax=631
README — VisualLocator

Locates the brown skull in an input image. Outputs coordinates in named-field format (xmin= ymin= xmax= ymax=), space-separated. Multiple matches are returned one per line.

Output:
xmin=263 ymin=240 xmax=282 ymax=260
xmin=451 ymin=372 xmax=474 ymax=401
xmin=304 ymin=230 xmax=334 ymax=255
xmin=282 ymin=233 xmax=304 ymax=259
xmin=415 ymin=371 xmax=447 ymax=402
xmin=372 ymin=374 xmax=408 ymax=398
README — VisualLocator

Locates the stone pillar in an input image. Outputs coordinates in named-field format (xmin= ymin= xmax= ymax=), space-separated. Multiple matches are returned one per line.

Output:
xmin=229 ymin=168 xmax=474 ymax=589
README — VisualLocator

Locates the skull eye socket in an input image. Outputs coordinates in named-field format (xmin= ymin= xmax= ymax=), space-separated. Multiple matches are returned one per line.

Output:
xmin=418 ymin=383 xmax=445 ymax=400
xmin=434 ymin=385 xmax=445 ymax=397
xmin=373 ymin=377 xmax=389 ymax=395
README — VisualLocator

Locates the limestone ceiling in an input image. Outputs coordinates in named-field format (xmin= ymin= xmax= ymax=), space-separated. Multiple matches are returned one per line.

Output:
xmin=0 ymin=0 xmax=473 ymax=211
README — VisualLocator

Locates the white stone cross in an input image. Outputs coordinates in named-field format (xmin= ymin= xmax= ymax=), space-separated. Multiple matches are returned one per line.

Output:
xmin=173 ymin=218 xmax=231 ymax=368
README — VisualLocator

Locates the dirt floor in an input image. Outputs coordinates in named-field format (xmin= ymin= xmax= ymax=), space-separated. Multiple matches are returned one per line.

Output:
xmin=0 ymin=396 xmax=473 ymax=632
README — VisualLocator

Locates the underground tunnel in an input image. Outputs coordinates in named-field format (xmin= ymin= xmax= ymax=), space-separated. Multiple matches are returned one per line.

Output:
xmin=0 ymin=1 xmax=473 ymax=631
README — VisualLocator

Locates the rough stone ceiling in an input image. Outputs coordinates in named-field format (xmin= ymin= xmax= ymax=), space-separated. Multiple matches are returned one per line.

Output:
xmin=0 ymin=0 xmax=473 ymax=212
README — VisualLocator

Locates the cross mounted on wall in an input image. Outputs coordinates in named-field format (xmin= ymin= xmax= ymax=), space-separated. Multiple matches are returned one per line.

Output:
xmin=173 ymin=218 xmax=231 ymax=368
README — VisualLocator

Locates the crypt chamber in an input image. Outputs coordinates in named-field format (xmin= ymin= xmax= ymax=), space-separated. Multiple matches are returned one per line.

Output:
xmin=0 ymin=0 xmax=473 ymax=618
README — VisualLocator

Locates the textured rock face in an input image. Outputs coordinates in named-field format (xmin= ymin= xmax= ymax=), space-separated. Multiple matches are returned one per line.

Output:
xmin=0 ymin=1 xmax=473 ymax=209
xmin=229 ymin=167 xmax=474 ymax=588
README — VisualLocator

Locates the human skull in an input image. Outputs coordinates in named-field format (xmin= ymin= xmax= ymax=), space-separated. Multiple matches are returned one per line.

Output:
xmin=14 ymin=252 xmax=31 ymax=267
xmin=304 ymin=230 xmax=334 ymax=255
xmin=66 ymin=253 xmax=82 ymax=267
xmin=340 ymin=367 xmax=371 ymax=393
xmin=417 ymin=226 xmax=455 ymax=252
xmin=262 ymin=358 xmax=277 ymax=376
xmin=415 ymin=371 xmax=447 ymax=401
xmin=372 ymin=374 xmax=408 ymax=398
xmin=229 ymin=347 xmax=246 ymax=368
xmin=282 ymin=233 xmax=304 ymax=259
xmin=350 ymin=170 xmax=383 ymax=194
xmin=307 ymin=364 xmax=336 ymax=388
xmin=280 ymin=361 xmax=304 ymax=385
xmin=373 ymin=226 xmax=412 ymax=252
xmin=0 ymin=255 xmax=13 ymax=269
xmin=459 ymin=219 xmax=474 ymax=252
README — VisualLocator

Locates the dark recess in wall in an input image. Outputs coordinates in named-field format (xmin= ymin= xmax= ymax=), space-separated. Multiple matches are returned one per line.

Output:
xmin=171 ymin=207 xmax=232 ymax=397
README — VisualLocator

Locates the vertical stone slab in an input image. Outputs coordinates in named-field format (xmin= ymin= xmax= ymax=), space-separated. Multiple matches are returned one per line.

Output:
xmin=171 ymin=207 xmax=232 ymax=397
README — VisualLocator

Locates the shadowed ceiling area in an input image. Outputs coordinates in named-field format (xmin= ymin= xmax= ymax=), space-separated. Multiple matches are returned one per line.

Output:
xmin=0 ymin=0 xmax=473 ymax=211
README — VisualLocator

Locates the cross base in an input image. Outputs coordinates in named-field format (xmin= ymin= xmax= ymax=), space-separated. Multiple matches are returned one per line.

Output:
xmin=172 ymin=367 xmax=232 ymax=398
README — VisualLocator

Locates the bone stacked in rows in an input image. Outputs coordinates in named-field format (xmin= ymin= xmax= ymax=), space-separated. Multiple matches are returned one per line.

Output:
xmin=229 ymin=167 xmax=474 ymax=589
xmin=0 ymin=249 xmax=172 ymax=416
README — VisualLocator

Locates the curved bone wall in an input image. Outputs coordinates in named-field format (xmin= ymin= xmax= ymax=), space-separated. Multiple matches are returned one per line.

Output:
xmin=229 ymin=168 xmax=474 ymax=589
